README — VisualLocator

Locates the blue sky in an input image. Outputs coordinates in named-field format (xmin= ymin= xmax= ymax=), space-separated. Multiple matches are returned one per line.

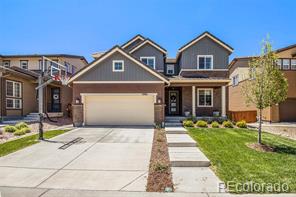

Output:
xmin=1 ymin=0 xmax=295 ymax=62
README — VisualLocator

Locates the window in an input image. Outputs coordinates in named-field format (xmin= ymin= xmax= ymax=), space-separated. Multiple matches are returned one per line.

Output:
xmin=166 ymin=64 xmax=174 ymax=75
xmin=6 ymin=80 xmax=22 ymax=98
xmin=3 ymin=60 xmax=10 ymax=67
xmin=6 ymin=98 xmax=22 ymax=109
xmin=291 ymin=59 xmax=296 ymax=70
xmin=197 ymin=88 xmax=213 ymax=107
xmin=112 ymin=60 xmax=124 ymax=72
xmin=232 ymin=74 xmax=239 ymax=86
xmin=6 ymin=80 xmax=22 ymax=109
xmin=140 ymin=57 xmax=155 ymax=69
xmin=39 ymin=60 xmax=48 ymax=71
xmin=20 ymin=60 xmax=28 ymax=69
xmin=277 ymin=59 xmax=282 ymax=69
xmin=282 ymin=59 xmax=290 ymax=70
xmin=197 ymin=55 xmax=213 ymax=70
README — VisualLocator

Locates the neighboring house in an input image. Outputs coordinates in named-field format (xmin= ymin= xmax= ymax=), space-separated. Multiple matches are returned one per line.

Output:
xmin=69 ymin=32 xmax=232 ymax=126
xmin=0 ymin=54 xmax=88 ymax=119
xmin=228 ymin=44 xmax=296 ymax=122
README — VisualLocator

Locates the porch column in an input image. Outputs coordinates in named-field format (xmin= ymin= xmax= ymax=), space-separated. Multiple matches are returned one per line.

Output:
xmin=192 ymin=86 xmax=196 ymax=117
xmin=221 ymin=86 xmax=226 ymax=117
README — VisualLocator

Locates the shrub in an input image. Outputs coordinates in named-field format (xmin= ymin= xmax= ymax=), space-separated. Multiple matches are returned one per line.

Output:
xmin=15 ymin=122 xmax=28 ymax=130
xmin=4 ymin=125 xmax=17 ymax=133
xmin=211 ymin=121 xmax=220 ymax=128
xmin=14 ymin=130 xmax=26 ymax=136
xmin=196 ymin=120 xmax=208 ymax=128
xmin=152 ymin=162 xmax=169 ymax=173
xmin=236 ymin=120 xmax=247 ymax=128
xmin=223 ymin=120 xmax=233 ymax=128
xmin=183 ymin=120 xmax=194 ymax=127
xmin=20 ymin=127 xmax=31 ymax=133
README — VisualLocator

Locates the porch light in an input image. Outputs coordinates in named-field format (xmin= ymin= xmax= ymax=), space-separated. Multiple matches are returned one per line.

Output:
xmin=157 ymin=98 xmax=162 ymax=103
xmin=75 ymin=98 xmax=80 ymax=104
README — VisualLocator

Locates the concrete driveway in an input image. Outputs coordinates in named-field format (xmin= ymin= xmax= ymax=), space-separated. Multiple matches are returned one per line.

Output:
xmin=0 ymin=126 xmax=153 ymax=191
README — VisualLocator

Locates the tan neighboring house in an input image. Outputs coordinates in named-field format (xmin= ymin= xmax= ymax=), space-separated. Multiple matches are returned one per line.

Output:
xmin=228 ymin=44 xmax=296 ymax=122
xmin=69 ymin=32 xmax=232 ymax=126
xmin=0 ymin=54 xmax=88 ymax=120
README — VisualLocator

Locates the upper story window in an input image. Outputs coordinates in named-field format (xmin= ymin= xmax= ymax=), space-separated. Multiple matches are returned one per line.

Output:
xmin=3 ymin=60 xmax=10 ymax=67
xmin=197 ymin=55 xmax=213 ymax=70
xmin=282 ymin=59 xmax=290 ymax=70
xmin=140 ymin=57 xmax=155 ymax=69
xmin=291 ymin=59 xmax=296 ymax=70
xmin=20 ymin=60 xmax=28 ymax=69
xmin=197 ymin=88 xmax=213 ymax=107
xmin=232 ymin=74 xmax=239 ymax=86
xmin=39 ymin=60 xmax=48 ymax=71
xmin=166 ymin=64 xmax=174 ymax=75
xmin=112 ymin=60 xmax=124 ymax=72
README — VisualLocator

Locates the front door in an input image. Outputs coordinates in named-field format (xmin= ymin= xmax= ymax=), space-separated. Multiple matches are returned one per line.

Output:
xmin=51 ymin=87 xmax=61 ymax=112
xmin=168 ymin=90 xmax=180 ymax=115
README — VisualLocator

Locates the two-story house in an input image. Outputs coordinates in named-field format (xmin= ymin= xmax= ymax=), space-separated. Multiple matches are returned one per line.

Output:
xmin=0 ymin=54 xmax=88 ymax=119
xmin=69 ymin=32 xmax=233 ymax=126
xmin=228 ymin=44 xmax=296 ymax=123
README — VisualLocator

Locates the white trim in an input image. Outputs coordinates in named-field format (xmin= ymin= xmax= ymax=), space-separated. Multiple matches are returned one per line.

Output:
xmin=178 ymin=68 xmax=228 ymax=76
xmin=179 ymin=32 xmax=233 ymax=53
xmin=6 ymin=80 xmax=22 ymax=98
xmin=166 ymin=64 xmax=175 ymax=75
xmin=192 ymin=86 xmax=196 ymax=116
xmin=129 ymin=40 xmax=167 ymax=54
xmin=81 ymin=93 xmax=158 ymax=103
xmin=140 ymin=56 xmax=156 ymax=69
xmin=221 ymin=86 xmax=226 ymax=117
xmin=197 ymin=55 xmax=213 ymax=70
xmin=122 ymin=35 xmax=145 ymax=49
xmin=197 ymin=88 xmax=213 ymax=107
xmin=156 ymin=70 xmax=164 ymax=72
xmin=170 ymin=79 xmax=230 ymax=83
xmin=6 ymin=98 xmax=22 ymax=109
xmin=68 ymin=47 xmax=169 ymax=84
xmin=112 ymin=60 xmax=124 ymax=72
xmin=73 ymin=81 xmax=164 ymax=84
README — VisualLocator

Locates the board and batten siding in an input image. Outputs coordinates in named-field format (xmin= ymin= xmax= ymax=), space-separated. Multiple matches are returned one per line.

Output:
xmin=180 ymin=37 xmax=230 ymax=69
xmin=132 ymin=43 xmax=165 ymax=71
xmin=124 ymin=38 xmax=144 ymax=52
xmin=76 ymin=52 xmax=162 ymax=81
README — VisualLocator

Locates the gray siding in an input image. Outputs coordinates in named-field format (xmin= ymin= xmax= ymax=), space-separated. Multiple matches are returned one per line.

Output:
xmin=76 ymin=52 xmax=162 ymax=81
xmin=124 ymin=38 xmax=143 ymax=52
xmin=132 ymin=43 xmax=165 ymax=71
xmin=180 ymin=37 xmax=229 ymax=69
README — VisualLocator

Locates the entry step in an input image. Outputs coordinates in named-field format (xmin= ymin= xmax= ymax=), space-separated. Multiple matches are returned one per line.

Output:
xmin=166 ymin=134 xmax=196 ymax=147
xmin=169 ymin=147 xmax=210 ymax=167
xmin=165 ymin=127 xmax=186 ymax=134
xmin=165 ymin=122 xmax=183 ymax=127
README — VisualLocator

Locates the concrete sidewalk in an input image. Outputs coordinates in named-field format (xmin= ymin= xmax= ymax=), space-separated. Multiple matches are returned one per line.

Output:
xmin=0 ymin=187 xmax=294 ymax=197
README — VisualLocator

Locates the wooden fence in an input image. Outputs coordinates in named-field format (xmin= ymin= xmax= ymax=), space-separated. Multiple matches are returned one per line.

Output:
xmin=228 ymin=111 xmax=257 ymax=123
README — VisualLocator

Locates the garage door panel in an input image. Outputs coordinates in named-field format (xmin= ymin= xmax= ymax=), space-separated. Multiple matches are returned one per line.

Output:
xmin=85 ymin=95 xmax=154 ymax=125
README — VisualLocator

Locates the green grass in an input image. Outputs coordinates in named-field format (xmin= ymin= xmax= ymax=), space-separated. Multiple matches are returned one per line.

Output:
xmin=0 ymin=129 xmax=70 ymax=157
xmin=187 ymin=127 xmax=296 ymax=193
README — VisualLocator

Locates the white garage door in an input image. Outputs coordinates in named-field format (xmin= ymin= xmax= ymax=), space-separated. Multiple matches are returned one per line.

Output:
xmin=84 ymin=94 xmax=155 ymax=125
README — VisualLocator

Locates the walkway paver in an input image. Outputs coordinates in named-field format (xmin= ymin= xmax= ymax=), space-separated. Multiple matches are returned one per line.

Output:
xmin=166 ymin=134 xmax=196 ymax=147
xmin=169 ymin=147 xmax=210 ymax=167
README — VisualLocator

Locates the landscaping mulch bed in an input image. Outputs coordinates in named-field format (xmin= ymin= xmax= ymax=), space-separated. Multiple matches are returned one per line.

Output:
xmin=247 ymin=143 xmax=274 ymax=152
xmin=0 ymin=117 xmax=72 ymax=144
xmin=146 ymin=129 xmax=174 ymax=192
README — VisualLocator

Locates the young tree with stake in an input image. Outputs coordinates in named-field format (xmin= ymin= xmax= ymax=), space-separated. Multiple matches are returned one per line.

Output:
xmin=242 ymin=37 xmax=288 ymax=145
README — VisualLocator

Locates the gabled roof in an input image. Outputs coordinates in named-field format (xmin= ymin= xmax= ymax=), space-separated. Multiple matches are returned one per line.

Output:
xmin=0 ymin=66 xmax=38 ymax=79
xmin=275 ymin=43 xmax=296 ymax=54
xmin=121 ymin=34 xmax=145 ymax=49
xmin=68 ymin=45 xmax=169 ymax=84
xmin=178 ymin=31 xmax=234 ymax=53
xmin=129 ymin=38 xmax=167 ymax=54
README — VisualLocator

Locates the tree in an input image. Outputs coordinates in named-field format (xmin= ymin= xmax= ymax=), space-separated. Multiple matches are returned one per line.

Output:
xmin=242 ymin=37 xmax=288 ymax=144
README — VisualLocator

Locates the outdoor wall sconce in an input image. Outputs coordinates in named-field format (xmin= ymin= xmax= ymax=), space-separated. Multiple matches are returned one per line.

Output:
xmin=75 ymin=98 xmax=80 ymax=104
xmin=157 ymin=98 xmax=162 ymax=103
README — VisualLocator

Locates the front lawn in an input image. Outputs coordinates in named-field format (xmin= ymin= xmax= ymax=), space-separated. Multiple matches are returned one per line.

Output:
xmin=0 ymin=129 xmax=70 ymax=157
xmin=187 ymin=127 xmax=296 ymax=193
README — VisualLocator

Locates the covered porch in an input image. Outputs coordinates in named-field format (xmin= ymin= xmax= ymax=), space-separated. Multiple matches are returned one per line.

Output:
xmin=165 ymin=79 xmax=229 ymax=118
